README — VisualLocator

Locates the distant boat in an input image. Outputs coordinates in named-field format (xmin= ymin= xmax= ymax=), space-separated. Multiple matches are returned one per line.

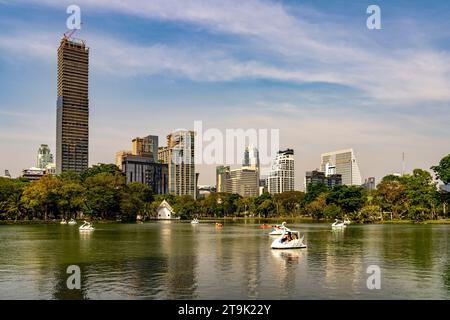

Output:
xmin=332 ymin=219 xmax=347 ymax=229
xmin=79 ymin=221 xmax=95 ymax=232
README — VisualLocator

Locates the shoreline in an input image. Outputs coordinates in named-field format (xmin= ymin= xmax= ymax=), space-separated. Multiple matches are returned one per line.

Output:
xmin=2 ymin=217 xmax=450 ymax=225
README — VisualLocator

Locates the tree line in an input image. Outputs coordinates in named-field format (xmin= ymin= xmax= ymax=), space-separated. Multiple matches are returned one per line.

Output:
xmin=0 ymin=155 xmax=449 ymax=223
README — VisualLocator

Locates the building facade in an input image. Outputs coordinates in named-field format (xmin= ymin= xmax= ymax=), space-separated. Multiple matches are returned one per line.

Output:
xmin=117 ymin=136 xmax=168 ymax=194
xmin=21 ymin=167 xmax=46 ymax=181
xmin=158 ymin=131 xmax=196 ymax=198
xmin=305 ymin=170 xmax=342 ymax=191
xmin=121 ymin=155 xmax=168 ymax=194
xmin=320 ymin=149 xmax=362 ymax=186
xmin=267 ymin=149 xmax=295 ymax=194
xmin=216 ymin=165 xmax=231 ymax=193
xmin=132 ymin=135 xmax=158 ymax=162
xmin=37 ymin=144 xmax=54 ymax=169
xmin=56 ymin=37 xmax=89 ymax=174
xmin=362 ymin=177 xmax=376 ymax=191
xmin=229 ymin=168 xmax=258 ymax=197
xmin=215 ymin=146 xmax=260 ymax=197
xmin=2 ymin=170 xmax=11 ymax=178
xmin=115 ymin=150 xmax=132 ymax=170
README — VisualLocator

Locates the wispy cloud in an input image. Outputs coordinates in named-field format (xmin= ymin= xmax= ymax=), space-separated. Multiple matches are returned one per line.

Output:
xmin=2 ymin=0 xmax=450 ymax=104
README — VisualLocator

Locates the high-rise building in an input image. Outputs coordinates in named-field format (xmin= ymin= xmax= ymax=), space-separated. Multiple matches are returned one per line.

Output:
xmin=121 ymin=155 xmax=168 ymax=194
xmin=242 ymin=144 xmax=259 ymax=170
xmin=320 ymin=149 xmax=362 ymax=186
xmin=115 ymin=150 xmax=132 ymax=170
xmin=117 ymin=137 xmax=168 ymax=194
xmin=304 ymin=170 xmax=342 ymax=191
xmin=216 ymin=165 xmax=231 ymax=193
xmin=242 ymin=144 xmax=260 ymax=191
xmin=215 ymin=146 xmax=260 ymax=197
xmin=267 ymin=149 xmax=295 ymax=194
xmin=259 ymin=176 xmax=268 ymax=195
xmin=158 ymin=146 xmax=170 ymax=164
xmin=37 ymin=144 xmax=54 ymax=169
xmin=158 ymin=131 xmax=196 ymax=198
xmin=132 ymin=135 xmax=158 ymax=162
xmin=56 ymin=37 xmax=89 ymax=174
xmin=2 ymin=170 xmax=11 ymax=179
xmin=229 ymin=168 xmax=258 ymax=197
xmin=362 ymin=177 xmax=376 ymax=191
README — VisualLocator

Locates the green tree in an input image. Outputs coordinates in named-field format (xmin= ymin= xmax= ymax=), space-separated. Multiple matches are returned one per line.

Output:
xmin=236 ymin=196 xmax=252 ymax=217
xmin=0 ymin=178 xmax=28 ymax=220
xmin=376 ymin=176 xmax=406 ymax=220
xmin=174 ymin=195 xmax=197 ymax=220
xmin=403 ymin=169 xmax=438 ymax=220
xmin=322 ymin=203 xmax=343 ymax=220
xmin=57 ymin=180 xmax=85 ymax=219
xmin=431 ymin=154 xmax=450 ymax=184
xmin=304 ymin=183 xmax=328 ymax=204
xmin=80 ymin=163 xmax=124 ymax=181
xmin=257 ymin=199 xmax=276 ymax=218
xmin=305 ymin=193 xmax=327 ymax=219
xmin=84 ymin=172 xmax=126 ymax=219
xmin=326 ymin=185 xmax=366 ymax=214
xmin=22 ymin=175 xmax=61 ymax=220
xmin=274 ymin=191 xmax=305 ymax=217
xmin=120 ymin=182 xmax=154 ymax=221
xmin=354 ymin=205 xmax=382 ymax=223
xmin=431 ymin=154 xmax=450 ymax=217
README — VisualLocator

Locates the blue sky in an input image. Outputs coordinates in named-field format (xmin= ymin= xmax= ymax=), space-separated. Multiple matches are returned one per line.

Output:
xmin=0 ymin=0 xmax=449 ymax=188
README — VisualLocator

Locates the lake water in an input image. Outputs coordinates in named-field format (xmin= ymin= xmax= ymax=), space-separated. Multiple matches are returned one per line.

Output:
xmin=0 ymin=221 xmax=449 ymax=299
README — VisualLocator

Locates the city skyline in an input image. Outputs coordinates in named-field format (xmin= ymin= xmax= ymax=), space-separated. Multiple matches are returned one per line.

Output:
xmin=1 ymin=0 xmax=449 ymax=189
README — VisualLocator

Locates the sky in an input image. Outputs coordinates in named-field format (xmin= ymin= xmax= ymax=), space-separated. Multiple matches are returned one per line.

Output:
xmin=0 ymin=0 xmax=449 ymax=189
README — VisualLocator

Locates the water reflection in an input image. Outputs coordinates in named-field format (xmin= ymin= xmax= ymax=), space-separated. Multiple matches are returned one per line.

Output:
xmin=160 ymin=222 xmax=198 ymax=299
xmin=1 ymin=223 xmax=450 ymax=299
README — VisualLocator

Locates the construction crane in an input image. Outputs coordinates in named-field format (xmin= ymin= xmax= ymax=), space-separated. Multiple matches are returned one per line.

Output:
xmin=63 ymin=22 xmax=83 ymax=41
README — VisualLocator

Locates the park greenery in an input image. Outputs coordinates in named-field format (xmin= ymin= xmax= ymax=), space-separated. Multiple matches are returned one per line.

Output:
xmin=0 ymin=155 xmax=449 ymax=223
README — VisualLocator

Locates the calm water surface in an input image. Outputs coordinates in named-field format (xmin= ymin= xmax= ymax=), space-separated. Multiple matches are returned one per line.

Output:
xmin=0 ymin=221 xmax=449 ymax=299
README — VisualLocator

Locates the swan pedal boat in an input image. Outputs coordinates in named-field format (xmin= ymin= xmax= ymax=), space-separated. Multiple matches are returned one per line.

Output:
xmin=271 ymin=230 xmax=307 ymax=249
xmin=269 ymin=221 xmax=291 ymax=235
xmin=79 ymin=221 xmax=95 ymax=231
xmin=331 ymin=219 xmax=347 ymax=228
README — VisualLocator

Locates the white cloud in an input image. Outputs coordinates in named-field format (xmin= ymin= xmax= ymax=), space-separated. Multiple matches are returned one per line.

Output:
xmin=2 ymin=0 xmax=450 ymax=104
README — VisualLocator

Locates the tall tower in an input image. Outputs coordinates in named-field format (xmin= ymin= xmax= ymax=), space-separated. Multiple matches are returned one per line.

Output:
xmin=159 ymin=131 xmax=196 ymax=197
xmin=56 ymin=37 xmax=89 ymax=174
xmin=132 ymin=135 xmax=159 ymax=162
xmin=267 ymin=149 xmax=295 ymax=194
xmin=37 ymin=144 xmax=54 ymax=169
xmin=320 ymin=149 xmax=362 ymax=186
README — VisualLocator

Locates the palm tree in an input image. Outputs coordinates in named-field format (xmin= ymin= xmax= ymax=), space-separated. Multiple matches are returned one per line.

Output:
xmin=6 ymin=193 xmax=23 ymax=222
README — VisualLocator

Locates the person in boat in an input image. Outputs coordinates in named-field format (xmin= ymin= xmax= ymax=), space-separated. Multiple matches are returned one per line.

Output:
xmin=281 ymin=232 xmax=292 ymax=243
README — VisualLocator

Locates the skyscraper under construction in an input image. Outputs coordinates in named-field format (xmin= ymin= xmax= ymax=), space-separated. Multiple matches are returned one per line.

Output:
xmin=56 ymin=36 xmax=89 ymax=174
